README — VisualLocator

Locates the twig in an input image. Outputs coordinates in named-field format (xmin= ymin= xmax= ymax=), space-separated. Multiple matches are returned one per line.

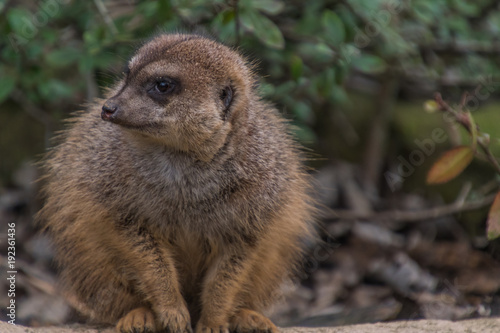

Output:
xmin=455 ymin=182 xmax=472 ymax=206
xmin=435 ymin=93 xmax=458 ymax=116
xmin=85 ymin=70 xmax=99 ymax=101
xmin=10 ymin=90 xmax=55 ymax=148
xmin=233 ymin=0 xmax=240 ymax=46
xmin=480 ymin=144 xmax=500 ymax=175
xmin=325 ymin=192 xmax=496 ymax=222
xmin=477 ymin=178 xmax=500 ymax=196
xmin=10 ymin=91 xmax=53 ymax=128
xmin=401 ymin=69 xmax=500 ymax=87
xmin=338 ymin=163 xmax=373 ymax=214
xmin=0 ymin=254 xmax=56 ymax=296
xmin=425 ymin=40 xmax=500 ymax=55
xmin=331 ymin=108 xmax=360 ymax=145
xmin=444 ymin=121 xmax=461 ymax=146
xmin=93 ymin=0 xmax=118 ymax=35
xmin=361 ymin=76 xmax=398 ymax=196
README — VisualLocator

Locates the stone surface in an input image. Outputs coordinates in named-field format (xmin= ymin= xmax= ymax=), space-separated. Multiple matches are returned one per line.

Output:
xmin=2 ymin=318 xmax=500 ymax=333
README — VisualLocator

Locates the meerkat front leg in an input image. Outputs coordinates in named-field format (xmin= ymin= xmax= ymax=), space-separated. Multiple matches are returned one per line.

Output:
xmin=196 ymin=248 xmax=278 ymax=333
xmin=115 ymin=227 xmax=192 ymax=333
xmin=196 ymin=250 xmax=247 ymax=333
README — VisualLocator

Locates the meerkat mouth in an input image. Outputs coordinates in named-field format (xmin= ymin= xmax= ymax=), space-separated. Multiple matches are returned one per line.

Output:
xmin=110 ymin=119 xmax=162 ymax=133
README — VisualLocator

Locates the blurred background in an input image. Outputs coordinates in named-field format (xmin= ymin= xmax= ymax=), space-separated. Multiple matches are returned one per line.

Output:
xmin=1 ymin=0 xmax=500 ymax=327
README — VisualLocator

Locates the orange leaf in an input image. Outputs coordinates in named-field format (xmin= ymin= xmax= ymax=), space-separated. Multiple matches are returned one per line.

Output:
xmin=487 ymin=191 xmax=500 ymax=240
xmin=426 ymin=146 xmax=474 ymax=184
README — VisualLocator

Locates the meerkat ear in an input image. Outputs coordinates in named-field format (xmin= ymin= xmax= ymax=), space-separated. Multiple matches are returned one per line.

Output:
xmin=220 ymin=85 xmax=234 ymax=120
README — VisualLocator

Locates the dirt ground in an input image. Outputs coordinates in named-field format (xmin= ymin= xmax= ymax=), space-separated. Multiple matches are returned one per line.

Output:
xmin=2 ymin=318 xmax=500 ymax=333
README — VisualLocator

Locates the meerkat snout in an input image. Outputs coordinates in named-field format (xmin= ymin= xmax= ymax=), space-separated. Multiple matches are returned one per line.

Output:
xmin=101 ymin=101 xmax=119 ymax=121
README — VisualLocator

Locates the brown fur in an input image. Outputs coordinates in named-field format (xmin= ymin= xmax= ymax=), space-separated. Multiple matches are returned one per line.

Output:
xmin=37 ymin=34 xmax=316 ymax=333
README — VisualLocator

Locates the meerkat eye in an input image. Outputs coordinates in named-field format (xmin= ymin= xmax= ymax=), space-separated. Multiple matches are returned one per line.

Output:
xmin=155 ymin=80 xmax=175 ymax=94
xmin=219 ymin=86 xmax=234 ymax=121
xmin=220 ymin=86 xmax=233 ymax=109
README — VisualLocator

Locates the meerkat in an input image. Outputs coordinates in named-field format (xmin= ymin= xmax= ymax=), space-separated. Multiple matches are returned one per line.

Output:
xmin=37 ymin=33 xmax=316 ymax=333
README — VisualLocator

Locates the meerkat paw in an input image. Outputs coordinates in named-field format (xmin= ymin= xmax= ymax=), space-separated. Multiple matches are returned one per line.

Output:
xmin=229 ymin=309 xmax=279 ymax=333
xmin=195 ymin=321 xmax=230 ymax=333
xmin=156 ymin=306 xmax=193 ymax=333
xmin=116 ymin=307 xmax=156 ymax=333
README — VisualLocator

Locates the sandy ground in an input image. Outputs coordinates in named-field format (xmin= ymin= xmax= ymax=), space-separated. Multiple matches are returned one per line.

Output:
xmin=2 ymin=318 xmax=500 ymax=333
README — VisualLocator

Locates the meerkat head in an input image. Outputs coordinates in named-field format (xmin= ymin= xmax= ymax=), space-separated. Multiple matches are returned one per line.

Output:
xmin=101 ymin=34 xmax=255 ymax=161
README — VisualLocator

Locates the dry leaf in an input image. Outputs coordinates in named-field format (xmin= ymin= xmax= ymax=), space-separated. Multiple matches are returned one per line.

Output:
xmin=426 ymin=146 xmax=474 ymax=184
xmin=487 ymin=191 xmax=500 ymax=240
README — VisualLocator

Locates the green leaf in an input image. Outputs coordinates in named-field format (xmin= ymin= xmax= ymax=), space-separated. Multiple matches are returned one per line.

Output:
xmin=26 ymin=41 xmax=44 ymax=60
xmin=240 ymin=10 xmax=285 ymax=49
xmin=315 ymin=67 xmax=336 ymax=97
xmin=211 ymin=10 xmax=237 ymax=42
xmin=335 ymin=63 xmax=349 ymax=84
xmin=297 ymin=42 xmax=334 ymax=63
xmin=93 ymin=53 xmax=116 ymax=69
xmin=0 ymin=76 xmax=15 ymax=103
xmin=250 ymin=0 xmax=285 ymax=15
xmin=46 ymin=48 xmax=81 ymax=68
xmin=330 ymin=86 xmax=349 ymax=106
xmin=446 ymin=15 xmax=470 ymax=35
xmin=157 ymin=0 xmax=173 ymax=20
xmin=38 ymin=79 xmax=73 ymax=99
xmin=78 ymin=55 xmax=94 ymax=73
xmin=222 ymin=9 xmax=235 ymax=24
xmin=426 ymin=146 xmax=474 ymax=184
xmin=7 ymin=8 xmax=33 ymax=36
xmin=451 ymin=0 xmax=480 ymax=16
xmin=291 ymin=101 xmax=313 ymax=123
xmin=351 ymin=54 xmax=387 ymax=74
xmin=321 ymin=10 xmax=345 ymax=45
xmin=41 ymin=29 xmax=58 ymax=45
xmin=274 ymin=81 xmax=296 ymax=97
xmin=487 ymin=191 xmax=500 ymax=240
xmin=412 ymin=0 xmax=441 ymax=25
xmin=259 ymin=82 xmax=276 ymax=98
xmin=294 ymin=122 xmax=317 ymax=144
xmin=294 ymin=5 xmax=323 ymax=36
xmin=290 ymin=55 xmax=303 ymax=81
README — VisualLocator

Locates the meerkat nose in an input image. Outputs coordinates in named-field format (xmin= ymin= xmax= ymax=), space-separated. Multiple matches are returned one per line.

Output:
xmin=101 ymin=101 xmax=119 ymax=121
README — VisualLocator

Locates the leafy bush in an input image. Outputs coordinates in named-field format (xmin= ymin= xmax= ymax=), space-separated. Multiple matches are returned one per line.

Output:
xmin=1 ymin=0 xmax=500 ymax=221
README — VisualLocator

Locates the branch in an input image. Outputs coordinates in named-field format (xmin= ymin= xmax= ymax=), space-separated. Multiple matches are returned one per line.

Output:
xmin=93 ymin=0 xmax=118 ymax=35
xmin=435 ymin=93 xmax=500 ymax=175
xmin=325 ymin=192 xmax=496 ymax=222
xmin=361 ymin=75 xmax=398 ymax=196
xmin=10 ymin=90 xmax=56 ymax=148
xmin=425 ymin=41 xmax=500 ymax=55
xmin=400 ymin=69 xmax=500 ymax=87
xmin=232 ymin=0 xmax=240 ymax=46
xmin=480 ymin=143 xmax=500 ymax=176
xmin=10 ymin=90 xmax=54 ymax=128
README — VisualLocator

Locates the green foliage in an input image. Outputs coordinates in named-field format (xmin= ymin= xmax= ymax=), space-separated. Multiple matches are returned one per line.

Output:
xmin=1 ymin=0 xmax=499 ymax=124
xmin=0 ymin=75 xmax=15 ymax=103
xmin=1 ymin=0 xmax=500 ymax=185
